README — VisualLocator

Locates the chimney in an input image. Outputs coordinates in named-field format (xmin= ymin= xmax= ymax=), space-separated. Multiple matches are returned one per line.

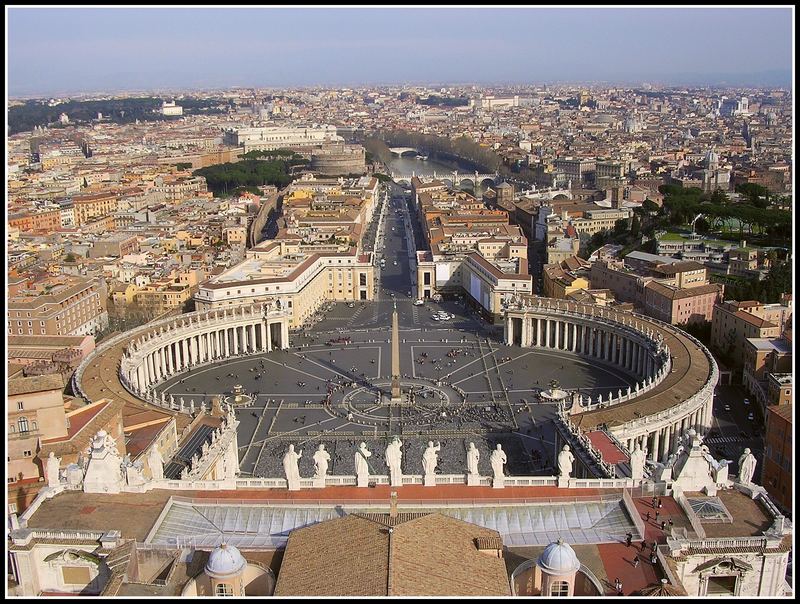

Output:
xmin=389 ymin=491 xmax=398 ymax=518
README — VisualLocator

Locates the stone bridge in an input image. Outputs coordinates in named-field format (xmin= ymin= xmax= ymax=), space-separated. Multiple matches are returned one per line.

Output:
xmin=390 ymin=171 xmax=501 ymax=189
xmin=389 ymin=147 xmax=421 ymax=157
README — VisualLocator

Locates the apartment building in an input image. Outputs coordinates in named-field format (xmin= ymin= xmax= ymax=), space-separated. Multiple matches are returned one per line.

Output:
xmin=7 ymin=374 xmax=68 ymax=484
xmin=72 ymin=192 xmax=118 ymax=226
xmin=135 ymin=281 xmax=195 ymax=316
xmin=7 ymin=276 xmax=109 ymax=337
xmin=761 ymin=403 xmax=792 ymax=513
xmin=710 ymin=300 xmax=790 ymax=368
xmin=8 ymin=208 xmax=62 ymax=234
xmin=590 ymin=259 xmax=722 ymax=325
xmin=742 ymin=337 xmax=792 ymax=405
xmin=542 ymin=257 xmax=591 ymax=299
xmin=642 ymin=281 xmax=723 ymax=325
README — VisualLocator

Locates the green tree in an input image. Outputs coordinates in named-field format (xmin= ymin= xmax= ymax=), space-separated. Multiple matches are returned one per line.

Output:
xmin=630 ymin=214 xmax=641 ymax=238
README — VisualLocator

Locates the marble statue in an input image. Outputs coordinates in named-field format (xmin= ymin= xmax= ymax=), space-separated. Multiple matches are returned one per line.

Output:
xmin=125 ymin=460 xmax=145 ymax=486
xmin=148 ymin=446 xmax=164 ymax=481
xmin=46 ymin=451 xmax=61 ymax=488
xmin=313 ymin=444 xmax=331 ymax=479
xmin=385 ymin=436 xmax=403 ymax=487
xmin=558 ymin=445 xmax=575 ymax=478
xmin=355 ymin=442 xmax=372 ymax=487
xmin=467 ymin=442 xmax=480 ymax=476
xmin=283 ymin=444 xmax=303 ymax=491
xmin=629 ymin=444 xmax=646 ymax=480
xmin=422 ymin=441 xmax=440 ymax=485
xmin=490 ymin=444 xmax=507 ymax=488
xmin=82 ymin=430 xmax=124 ymax=494
xmin=737 ymin=448 xmax=757 ymax=485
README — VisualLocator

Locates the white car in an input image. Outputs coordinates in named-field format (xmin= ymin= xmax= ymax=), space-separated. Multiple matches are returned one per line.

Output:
xmin=393 ymin=261 xmax=398 ymax=266
xmin=432 ymin=316 xmax=440 ymax=321
xmin=747 ymin=412 xmax=754 ymax=421
xmin=414 ymin=299 xmax=424 ymax=306
xmin=743 ymin=398 xmax=750 ymax=406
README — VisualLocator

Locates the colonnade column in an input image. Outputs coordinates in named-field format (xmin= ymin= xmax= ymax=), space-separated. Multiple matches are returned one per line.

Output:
xmin=281 ymin=321 xmax=289 ymax=350
xmin=651 ymin=429 xmax=660 ymax=462
xmin=232 ymin=327 xmax=239 ymax=354
xmin=224 ymin=328 xmax=230 ymax=357
xmin=554 ymin=321 xmax=561 ymax=350
xmin=536 ymin=318 xmax=543 ymax=347
xmin=520 ymin=318 xmax=529 ymax=348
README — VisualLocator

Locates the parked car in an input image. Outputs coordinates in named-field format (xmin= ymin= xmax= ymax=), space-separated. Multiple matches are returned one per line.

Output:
xmin=747 ymin=412 xmax=754 ymax=421
xmin=724 ymin=404 xmax=731 ymax=411
xmin=414 ymin=299 xmax=424 ymax=306
xmin=743 ymin=398 xmax=750 ymax=406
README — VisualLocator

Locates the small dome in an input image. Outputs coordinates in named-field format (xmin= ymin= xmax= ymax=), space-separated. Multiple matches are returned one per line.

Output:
xmin=205 ymin=543 xmax=247 ymax=578
xmin=537 ymin=539 xmax=581 ymax=575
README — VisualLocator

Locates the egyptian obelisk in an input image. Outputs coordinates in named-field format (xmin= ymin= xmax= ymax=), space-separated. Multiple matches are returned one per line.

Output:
xmin=390 ymin=300 xmax=402 ymax=403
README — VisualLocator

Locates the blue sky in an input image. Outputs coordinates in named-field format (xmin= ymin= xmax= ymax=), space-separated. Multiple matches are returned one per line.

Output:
xmin=7 ymin=7 xmax=794 ymax=96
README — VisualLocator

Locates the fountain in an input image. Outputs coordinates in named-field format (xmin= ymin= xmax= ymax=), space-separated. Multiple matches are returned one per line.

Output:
xmin=539 ymin=379 xmax=569 ymax=402
xmin=224 ymin=384 xmax=253 ymax=407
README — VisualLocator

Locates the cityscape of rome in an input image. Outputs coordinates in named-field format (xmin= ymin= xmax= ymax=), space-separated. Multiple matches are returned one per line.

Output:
xmin=5 ymin=5 xmax=794 ymax=598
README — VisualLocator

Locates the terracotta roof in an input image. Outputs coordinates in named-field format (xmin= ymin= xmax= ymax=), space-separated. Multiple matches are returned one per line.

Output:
xmin=767 ymin=403 xmax=792 ymax=422
xmin=645 ymin=281 xmax=722 ymax=300
xmin=7 ymin=373 xmax=64 ymax=396
xmin=275 ymin=513 xmax=510 ymax=596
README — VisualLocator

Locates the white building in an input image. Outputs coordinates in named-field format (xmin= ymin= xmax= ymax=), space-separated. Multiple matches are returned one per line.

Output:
xmin=223 ymin=125 xmax=341 ymax=152
xmin=160 ymin=101 xmax=183 ymax=116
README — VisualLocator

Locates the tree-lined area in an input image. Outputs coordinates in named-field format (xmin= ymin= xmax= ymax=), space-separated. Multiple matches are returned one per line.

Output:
xmin=193 ymin=152 xmax=307 ymax=196
xmin=8 ymin=97 xmax=231 ymax=135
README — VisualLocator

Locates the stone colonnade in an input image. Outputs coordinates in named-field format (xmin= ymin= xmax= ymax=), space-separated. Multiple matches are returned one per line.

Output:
xmin=506 ymin=312 xmax=658 ymax=380
xmin=505 ymin=300 xmax=717 ymax=465
xmin=119 ymin=304 xmax=291 ymax=397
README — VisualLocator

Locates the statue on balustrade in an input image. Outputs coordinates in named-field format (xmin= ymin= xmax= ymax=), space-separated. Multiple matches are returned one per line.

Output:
xmin=558 ymin=445 xmax=575 ymax=478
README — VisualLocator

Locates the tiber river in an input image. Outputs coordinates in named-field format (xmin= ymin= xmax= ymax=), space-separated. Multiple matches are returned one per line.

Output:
xmin=387 ymin=155 xmax=468 ymax=177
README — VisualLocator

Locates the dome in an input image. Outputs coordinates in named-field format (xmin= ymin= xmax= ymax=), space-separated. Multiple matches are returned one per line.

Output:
xmin=537 ymin=539 xmax=581 ymax=575
xmin=205 ymin=543 xmax=247 ymax=578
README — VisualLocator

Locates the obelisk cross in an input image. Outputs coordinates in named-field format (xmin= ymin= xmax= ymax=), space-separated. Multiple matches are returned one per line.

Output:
xmin=390 ymin=300 xmax=402 ymax=402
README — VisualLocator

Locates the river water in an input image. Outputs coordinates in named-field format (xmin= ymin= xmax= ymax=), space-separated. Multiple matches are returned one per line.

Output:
xmin=387 ymin=156 xmax=461 ymax=177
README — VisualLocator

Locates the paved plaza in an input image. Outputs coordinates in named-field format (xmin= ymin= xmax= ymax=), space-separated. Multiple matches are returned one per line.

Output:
xmin=156 ymin=299 xmax=635 ymax=478
xmin=155 ymin=192 xmax=634 ymax=479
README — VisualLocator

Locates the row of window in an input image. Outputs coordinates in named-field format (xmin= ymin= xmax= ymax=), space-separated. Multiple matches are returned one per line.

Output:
xmin=9 ymin=417 xmax=36 ymax=433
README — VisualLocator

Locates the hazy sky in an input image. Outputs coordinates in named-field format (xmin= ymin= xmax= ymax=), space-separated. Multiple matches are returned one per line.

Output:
xmin=7 ymin=6 xmax=794 ymax=96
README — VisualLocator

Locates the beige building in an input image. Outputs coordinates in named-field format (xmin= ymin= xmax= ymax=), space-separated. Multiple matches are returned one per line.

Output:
xmin=8 ymin=374 xmax=67 ymax=484
xmin=72 ymin=192 xmax=118 ymax=226
xmin=135 ymin=281 xmax=195 ymax=316
xmin=711 ymin=300 xmax=790 ymax=368
xmin=8 ymin=276 xmax=109 ymax=337
xmin=542 ymin=257 xmax=592 ymax=299
xmin=194 ymin=240 xmax=374 ymax=328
